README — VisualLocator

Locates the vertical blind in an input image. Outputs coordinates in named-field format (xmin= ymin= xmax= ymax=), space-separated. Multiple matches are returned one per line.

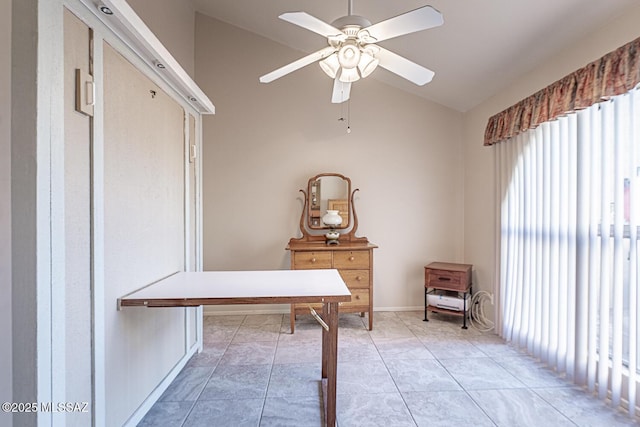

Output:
xmin=496 ymin=87 xmax=640 ymax=415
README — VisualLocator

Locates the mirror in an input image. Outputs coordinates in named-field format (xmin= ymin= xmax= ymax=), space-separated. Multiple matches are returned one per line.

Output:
xmin=289 ymin=172 xmax=369 ymax=245
xmin=307 ymin=173 xmax=351 ymax=230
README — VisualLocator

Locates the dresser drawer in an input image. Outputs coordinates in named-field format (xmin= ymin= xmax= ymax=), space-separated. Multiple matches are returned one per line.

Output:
xmin=339 ymin=270 xmax=370 ymax=289
xmin=293 ymin=251 xmax=332 ymax=269
xmin=426 ymin=268 xmax=470 ymax=291
xmin=288 ymin=241 xmax=377 ymax=332
xmin=333 ymin=250 xmax=370 ymax=269
xmin=339 ymin=289 xmax=369 ymax=308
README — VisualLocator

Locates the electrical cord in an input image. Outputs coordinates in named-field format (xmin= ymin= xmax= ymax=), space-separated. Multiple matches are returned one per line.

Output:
xmin=469 ymin=290 xmax=494 ymax=332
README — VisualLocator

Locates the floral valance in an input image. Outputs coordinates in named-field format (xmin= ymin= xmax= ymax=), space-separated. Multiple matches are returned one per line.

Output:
xmin=484 ymin=35 xmax=640 ymax=146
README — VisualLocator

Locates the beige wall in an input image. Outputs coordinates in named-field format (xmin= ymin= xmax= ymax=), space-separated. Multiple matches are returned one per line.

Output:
xmin=462 ymin=4 xmax=640 ymax=319
xmin=1 ymin=0 xmax=11 ymax=424
xmin=196 ymin=13 xmax=465 ymax=311
xmin=128 ymin=0 xmax=196 ymax=77
xmin=195 ymin=2 xmax=640 ymax=316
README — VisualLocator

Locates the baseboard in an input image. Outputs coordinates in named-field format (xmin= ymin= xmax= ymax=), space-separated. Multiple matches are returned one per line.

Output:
xmin=373 ymin=306 xmax=424 ymax=312
xmin=203 ymin=304 xmax=290 ymax=316
xmin=123 ymin=341 xmax=199 ymax=426
xmin=202 ymin=305 xmax=425 ymax=316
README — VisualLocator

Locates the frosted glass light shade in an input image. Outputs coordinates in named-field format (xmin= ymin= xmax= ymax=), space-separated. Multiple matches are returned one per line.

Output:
xmin=319 ymin=54 xmax=340 ymax=78
xmin=357 ymin=52 xmax=379 ymax=78
xmin=337 ymin=42 xmax=361 ymax=69
xmin=322 ymin=42 xmax=379 ymax=83
xmin=339 ymin=67 xmax=360 ymax=83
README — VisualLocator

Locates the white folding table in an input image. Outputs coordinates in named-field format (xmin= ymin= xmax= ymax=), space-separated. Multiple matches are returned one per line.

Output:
xmin=118 ymin=269 xmax=351 ymax=427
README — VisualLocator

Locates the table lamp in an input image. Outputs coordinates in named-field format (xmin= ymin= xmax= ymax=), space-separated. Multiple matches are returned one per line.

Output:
xmin=323 ymin=210 xmax=342 ymax=245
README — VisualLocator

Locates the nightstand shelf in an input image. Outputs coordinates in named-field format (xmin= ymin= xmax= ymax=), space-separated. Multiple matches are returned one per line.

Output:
xmin=423 ymin=262 xmax=472 ymax=329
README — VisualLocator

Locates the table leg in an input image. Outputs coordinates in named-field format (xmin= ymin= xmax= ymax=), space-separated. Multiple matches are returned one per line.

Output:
xmin=321 ymin=301 xmax=339 ymax=427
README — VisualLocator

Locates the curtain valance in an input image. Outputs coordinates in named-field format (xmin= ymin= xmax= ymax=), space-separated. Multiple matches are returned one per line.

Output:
xmin=484 ymin=35 xmax=640 ymax=146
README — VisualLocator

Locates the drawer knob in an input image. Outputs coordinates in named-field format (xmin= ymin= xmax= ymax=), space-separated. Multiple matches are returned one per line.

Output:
xmin=349 ymin=256 xmax=355 ymax=261
xmin=356 ymin=276 xmax=362 ymax=281
xmin=438 ymin=277 xmax=451 ymax=281
xmin=311 ymin=258 xmax=316 ymax=263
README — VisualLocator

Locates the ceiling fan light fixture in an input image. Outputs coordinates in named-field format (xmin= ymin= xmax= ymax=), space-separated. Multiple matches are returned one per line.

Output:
xmin=319 ymin=54 xmax=340 ymax=78
xmin=337 ymin=42 xmax=361 ymax=69
xmin=339 ymin=67 xmax=360 ymax=83
xmin=260 ymin=3 xmax=444 ymax=103
xmin=357 ymin=52 xmax=379 ymax=78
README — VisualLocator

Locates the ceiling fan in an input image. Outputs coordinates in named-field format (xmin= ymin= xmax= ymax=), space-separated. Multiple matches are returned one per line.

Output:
xmin=259 ymin=1 xmax=444 ymax=103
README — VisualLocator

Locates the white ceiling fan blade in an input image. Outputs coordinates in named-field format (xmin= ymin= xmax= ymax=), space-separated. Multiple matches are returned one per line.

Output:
xmin=259 ymin=46 xmax=336 ymax=83
xmin=279 ymin=12 xmax=344 ymax=38
xmin=363 ymin=6 xmax=443 ymax=43
xmin=376 ymin=46 xmax=435 ymax=86
xmin=331 ymin=78 xmax=351 ymax=103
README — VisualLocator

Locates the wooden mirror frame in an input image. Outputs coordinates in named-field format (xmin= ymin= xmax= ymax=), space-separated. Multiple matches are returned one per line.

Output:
xmin=307 ymin=173 xmax=351 ymax=230
xmin=290 ymin=173 xmax=369 ymax=244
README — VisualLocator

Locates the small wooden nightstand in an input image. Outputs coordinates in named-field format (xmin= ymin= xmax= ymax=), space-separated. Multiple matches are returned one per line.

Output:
xmin=424 ymin=262 xmax=472 ymax=329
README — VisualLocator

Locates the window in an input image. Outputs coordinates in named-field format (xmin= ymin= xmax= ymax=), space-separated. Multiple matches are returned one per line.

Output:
xmin=496 ymin=87 xmax=640 ymax=416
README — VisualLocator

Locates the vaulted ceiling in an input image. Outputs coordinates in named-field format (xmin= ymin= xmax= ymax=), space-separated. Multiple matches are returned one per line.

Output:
xmin=193 ymin=0 xmax=638 ymax=112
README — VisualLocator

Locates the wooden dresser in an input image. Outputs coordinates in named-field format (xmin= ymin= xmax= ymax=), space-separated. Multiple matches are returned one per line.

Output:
xmin=287 ymin=241 xmax=377 ymax=332
xmin=288 ymin=172 xmax=377 ymax=333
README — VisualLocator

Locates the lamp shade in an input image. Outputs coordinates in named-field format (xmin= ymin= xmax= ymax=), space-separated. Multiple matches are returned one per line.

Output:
xmin=322 ymin=210 xmax=342 ymax=227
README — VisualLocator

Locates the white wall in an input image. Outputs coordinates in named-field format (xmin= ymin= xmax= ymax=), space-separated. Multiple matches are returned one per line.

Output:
xmin=128 ymin=0 xmax=196 ymax=78
xmin=462 ymin=4 xmax=640 ymax=319
xmin=1 ymin=0 xmax=12 ymax=425
xmin=196 ymin=14 xmax=465 ymax=312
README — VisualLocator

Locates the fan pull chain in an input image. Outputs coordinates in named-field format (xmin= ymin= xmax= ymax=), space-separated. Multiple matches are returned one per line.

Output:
xmin=338 ymin=94 xmax=351 ymax=134
xmin=346 ymin=98 xmax=351 ymax=133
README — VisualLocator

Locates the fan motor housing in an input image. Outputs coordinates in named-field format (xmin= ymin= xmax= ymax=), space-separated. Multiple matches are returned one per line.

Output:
xmin=331 ymin=15 xmax=372 ymax=31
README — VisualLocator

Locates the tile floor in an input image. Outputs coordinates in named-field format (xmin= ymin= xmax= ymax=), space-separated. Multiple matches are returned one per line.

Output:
xmin=138 ymin=311 xmax=639 ymax=426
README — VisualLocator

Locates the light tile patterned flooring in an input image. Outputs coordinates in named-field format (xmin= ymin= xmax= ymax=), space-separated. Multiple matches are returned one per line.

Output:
xmin=139 ymin=311 xmax=639 ymax=426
